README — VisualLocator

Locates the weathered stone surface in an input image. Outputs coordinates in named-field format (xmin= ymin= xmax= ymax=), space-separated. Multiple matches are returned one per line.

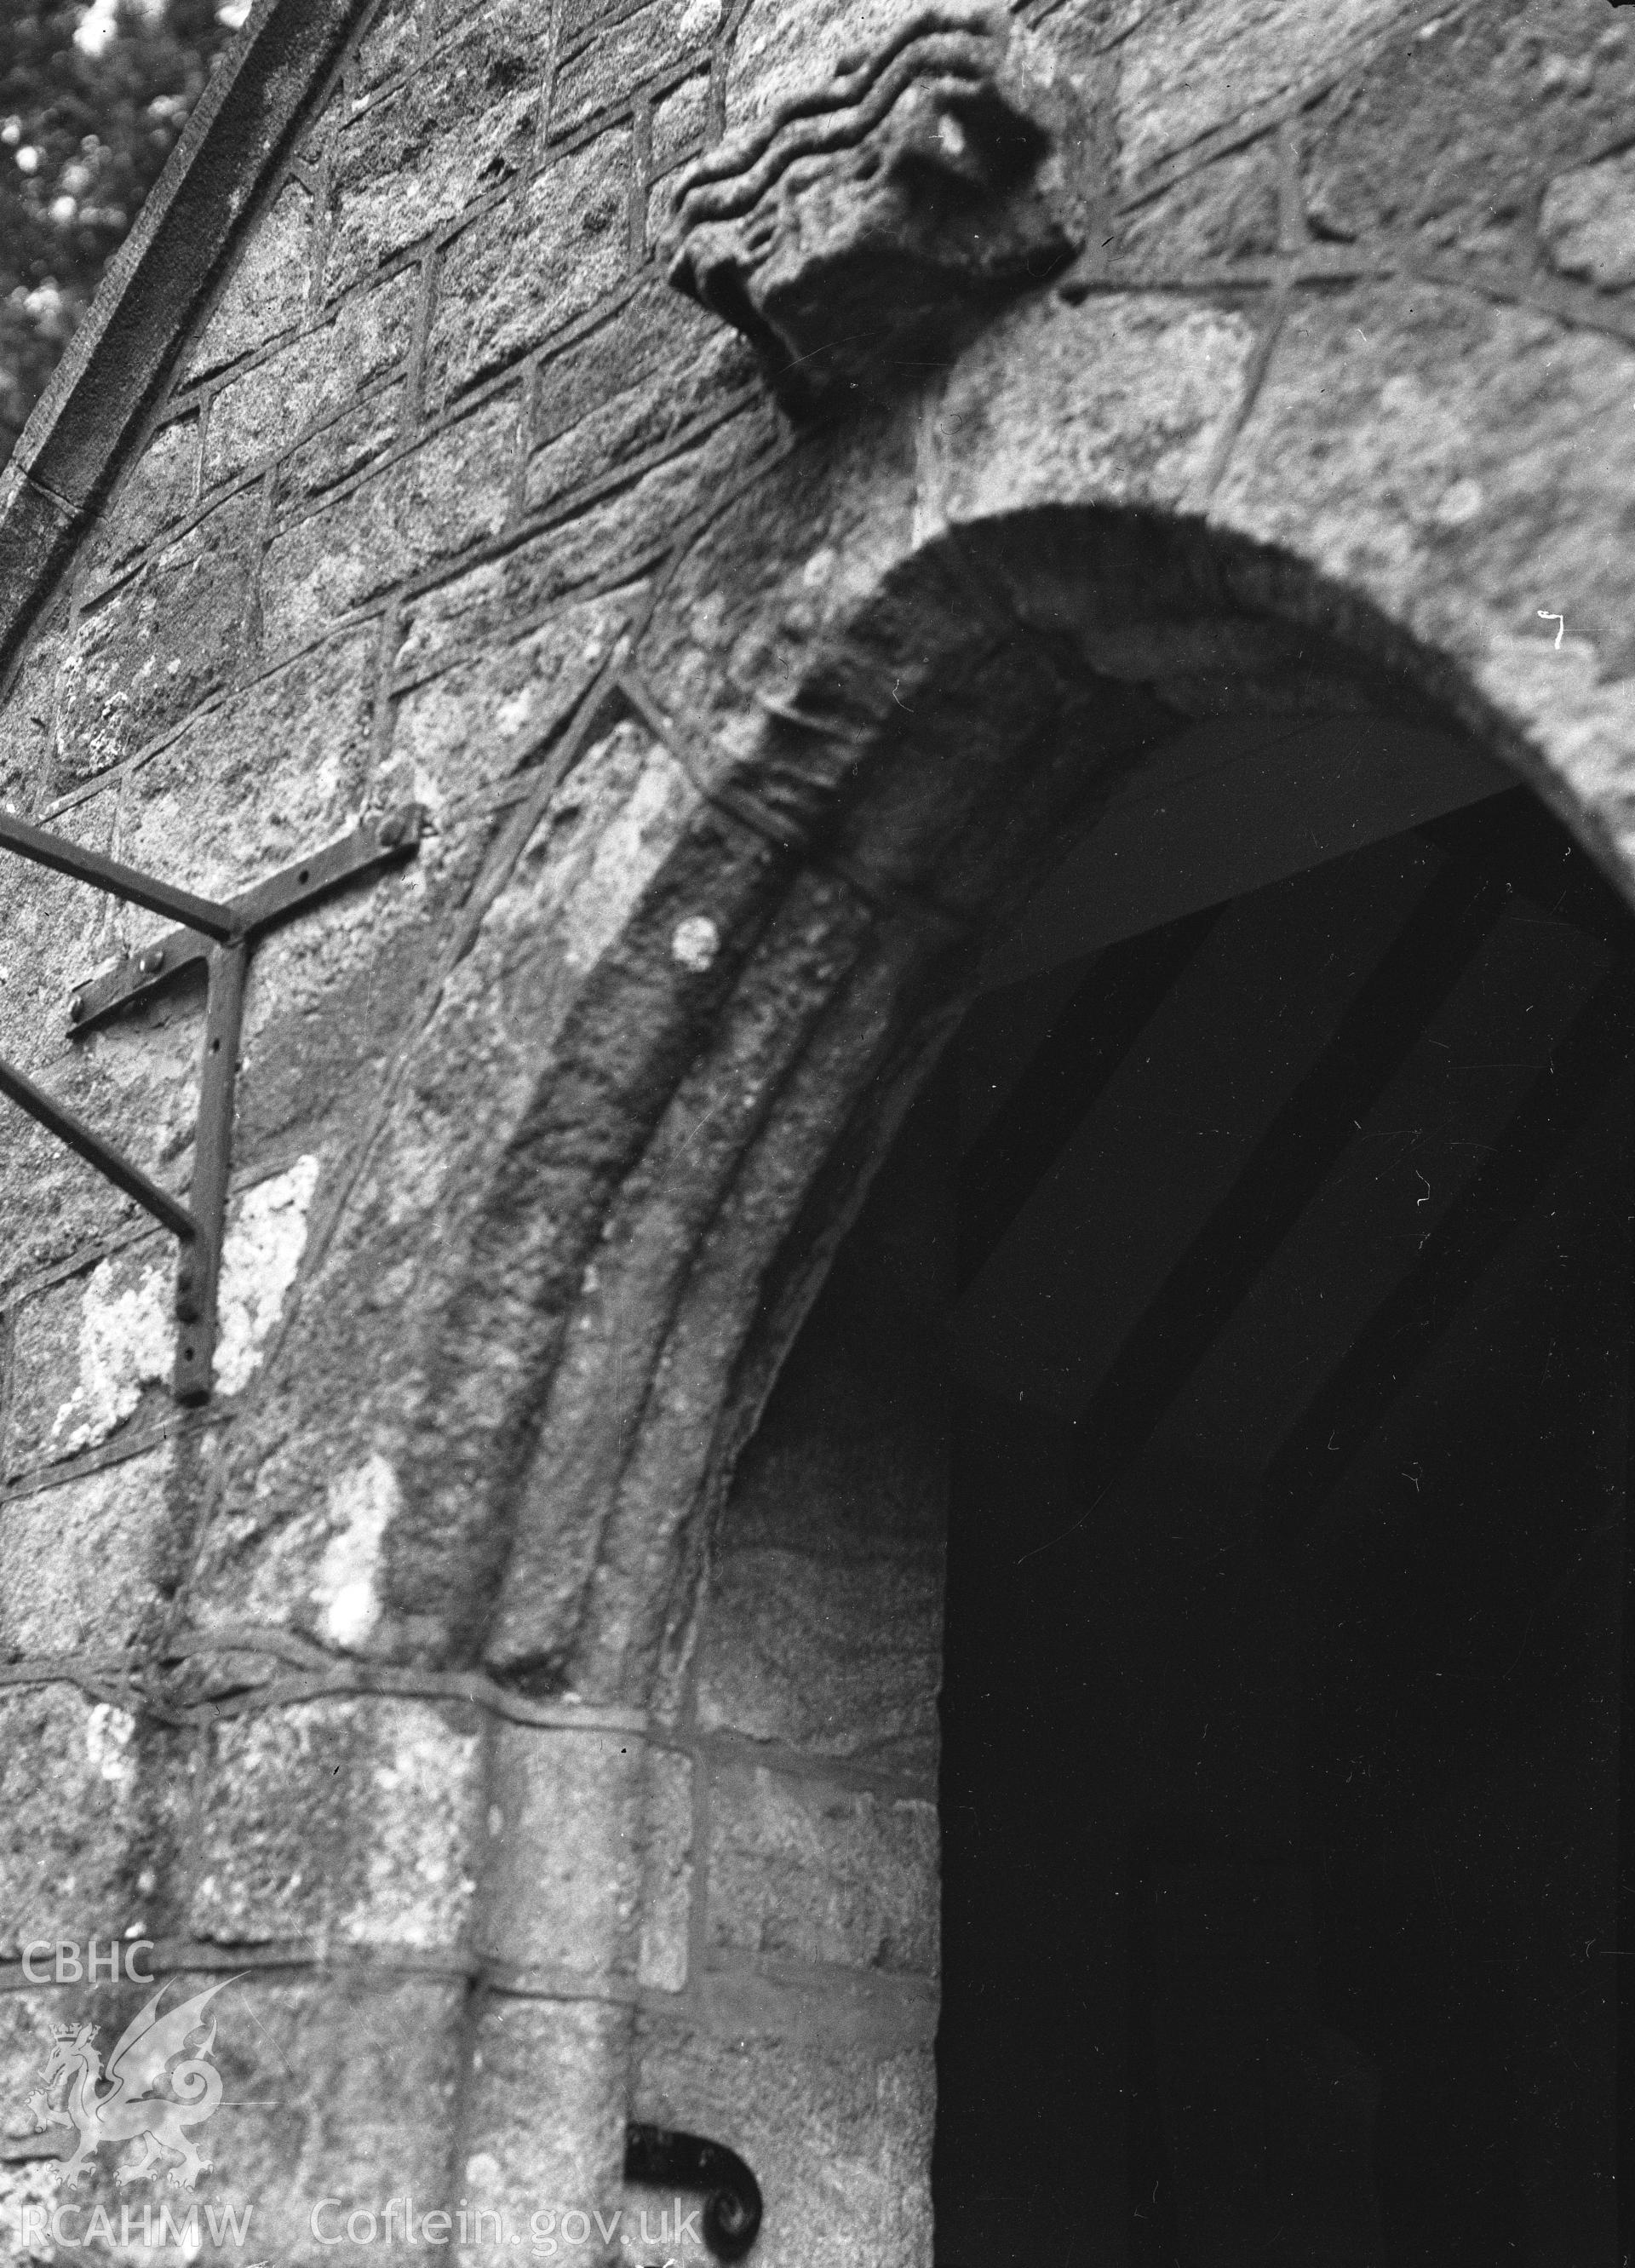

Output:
xmin=475 ymin=858 xmax=886 ymax=1684
xmin=83 ymin=416 xmax=200 ymax=585
xmin=523 ymin=285 xmax=751 ymax=517
xmin=307 ymin=1451 xmax=400 ymax=1651
xmin=204 ymin=267 xmax=419 ymax=489
xmin=186 ymin=181 xmax=314 ymax=381
xmin=425 ymin=127 xmax=633 ymax=405
xmin=186 ymin=1697 xmax=482 ymax=1950
xmin=56 ymin=488 xmax=260 ymax=778
xmin=1299 ymin=2 xmax=1635 ymax=260
xmin=1540 ymin=147 xmax=1635 ymax=290
xmin=0 ymin=1686 xmax=155 ymax=1955
xmin=353 ymin=0 xmax=422 ymax=95
xmin=233 ymin=853 xmax=450 ymax=1154
xmin=258 ymin=396 xmax=515 ymax=660
xmin=0 ymin=1100 xmax=179 ymax=1311
xmin=0 ymin=1447 xmax=174 ymax=1653
xmin=637 ymin=1744 xmax=693 ymax=1993
xmin=388 ymin=583 xmax=646 ymax=814
xmin=181 ymin=724 xmax=698 ymax=1651
xmin=4 ymin=1244 xmax=174 ymax=1473
xmin=198 ymin=1972 xmax=465 ymax=2264
xmin=1207 ymin=278 xmax=1635 ymax=882
xmin=0 ymin=1990 xmax=60 ymax=2140
xmin=213 ymin=1157 xmax=324 ymax=1397
xmin=651 ymin=67 xmax=710 ymax=175
xmin=630 ymin=395 xmax=917 ymax=767
xmin=668 ymin=10 xmax=1085 ymax=411
xmin=0 ymin=606 xmax=65 ymax=806
xmin=278 ymin=380 xmax=407 ymax=503
xmin=696 ymin=1549 xmax=942 ymax=1777
xmin=552 ymin=0 xmax=713 ymax=135
xmin=325 ymin=0 xmax=554 ymax=295
xmin=1211 ymin=283 xmax=1635 ymax=686
xmin=477 ymin=1723 xmax=645 ymax=1981
xmin=1120 ymin=0 xmax=1409 ymax=184
xmin=460 ymin=1997 xmax=632 ymax=2254
xmin=705 ymin=1760 xmax=938 ymax=1974
xmin=0 ymin=793 xmax=118 ymax=1064
xmin=393 ymin=409 xmax=767 ymax=685
xmin=1116 ymin=138 xmax=1282 ymax=265
xmin=118 ymin=627 xmax=378 ymax=905
xmin=923 ymin=290 xmax=1259 ymax=531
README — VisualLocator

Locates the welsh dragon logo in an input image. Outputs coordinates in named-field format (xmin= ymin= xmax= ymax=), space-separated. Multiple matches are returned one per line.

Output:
xmin=26 ymin=1978 xmax=236 ymax=2190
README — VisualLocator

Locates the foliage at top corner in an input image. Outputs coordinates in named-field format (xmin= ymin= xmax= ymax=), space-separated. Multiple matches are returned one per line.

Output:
xmin=1 ymin=0 xmax=241 ymax=466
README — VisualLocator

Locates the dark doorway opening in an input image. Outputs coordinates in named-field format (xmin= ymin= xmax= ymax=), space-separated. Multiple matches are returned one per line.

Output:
xmin=931 ymin=761 xmax=1634 ymax=2268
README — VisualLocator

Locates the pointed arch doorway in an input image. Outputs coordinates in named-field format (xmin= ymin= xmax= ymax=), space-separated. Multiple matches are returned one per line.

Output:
xmin=418 ymin=487 xmax=1635 ymax=2268
xmin=930 ymin=716 xmax=1633 ymax=2267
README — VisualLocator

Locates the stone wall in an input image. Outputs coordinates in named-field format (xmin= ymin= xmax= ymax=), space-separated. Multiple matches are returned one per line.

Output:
xmin=0 ymin=0 xmax=1631 ymax=2263
xmin=633 ymin=1089 xmax=948 ymax=2267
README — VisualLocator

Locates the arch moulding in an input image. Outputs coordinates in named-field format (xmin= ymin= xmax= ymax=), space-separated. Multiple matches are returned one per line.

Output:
xmin=374 ymin=269 xmax=1635 ymax=1719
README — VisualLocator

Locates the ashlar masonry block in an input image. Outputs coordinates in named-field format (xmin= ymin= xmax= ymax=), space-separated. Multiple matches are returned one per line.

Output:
xmin=724 ymin=0 xmax=910 ymax=130
xmin=204 ymin=265 xmax=420 ymax=491
xmin=0 ymin=1685 xmax=162 ymax=1956
xmin=118 ymin=625 xmax=380 ymax=909
xmin=637 ymin=1744 xmax=693 ymax=1994
xmin=478 ymin=1722 xmax=645 ymax=1987
xmin=1117 ymin=0 xmax=1408 ymax=185
xmin=387 ymin=582 xmax=646 ymax=814
xmin=0 ymin=1447 xmax=176 ymax=1653
xmin=84 ymin=416 xmax=201 ymax=589
xmin=389 ymin=416 xmax=756 ymax=683
xmin=353 ymin=0 xmax=422 ymax=96
xmin=425 ymin=127 xmax=634 ymax=406
xmin=325 ymin=0 xmax=556 ymax=296
xmin=1115 ymin=139 xmax=1282 ymax=267
xmin=186 ymin=1695 xmax=484 ymax=1953
xmin=186 ymin=181 xmax=314 ymax=382
xmin=651 ymin=67 xmax=710 ymax=175
xmin=0 ymin=789 xmax=119 ymax=1062
xmin=4 ymin=1261 xmax=175 ymax=1476
xmin=521 ymin=284 xmax=750 ymax=519
xmin=57 ymin=486 xmax=261 ymax=778
xmin=1298 ymin=4 xmax=1635 ymax=264
xmin=704 ymin=1760 xmax=939 ymax=1978
xmin=460 ymin=1995 xmax=633 ymax=2262
xmin=279 ymin=381 xmax=408 ymax=506
xmin=695 ymin=1548 xmax=942 ymax=1778
xmin=0 ymin=606 xmax=66 ymax=807
xmin=205 ymin=1970 xmax=467 ymax=2265
xmin=257 ymin=393 xmax=516 ymax=663
xmin=551 ymin=2 xmax=712 ymax=137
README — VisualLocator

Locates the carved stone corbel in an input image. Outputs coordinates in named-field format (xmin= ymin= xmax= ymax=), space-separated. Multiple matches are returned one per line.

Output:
xmin=664 ymin=8 xmax=1087 ymax=414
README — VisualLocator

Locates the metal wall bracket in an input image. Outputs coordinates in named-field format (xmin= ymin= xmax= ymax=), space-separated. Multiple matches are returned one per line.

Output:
xmin=0 ymin=803 xmax=424 ymax=1404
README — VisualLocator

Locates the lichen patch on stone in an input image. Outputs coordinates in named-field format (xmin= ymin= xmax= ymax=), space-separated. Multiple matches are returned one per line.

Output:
xmin=214 ymin=1152 xmax=321 ymax=1395
xmin=315 ymin=1450 xmax=400 ymax=1650
xmin=83 ymin=1701 xmax=137 ymax=1787
xmin=49 ymin=1256 xmax=173 ymax=1458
